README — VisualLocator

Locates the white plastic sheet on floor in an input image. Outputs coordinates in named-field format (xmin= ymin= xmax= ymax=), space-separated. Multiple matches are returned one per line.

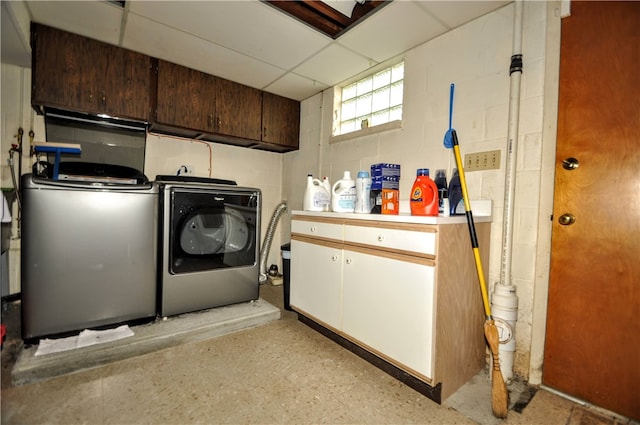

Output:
xmin=35 ymin=325 xmax=134 ymax=356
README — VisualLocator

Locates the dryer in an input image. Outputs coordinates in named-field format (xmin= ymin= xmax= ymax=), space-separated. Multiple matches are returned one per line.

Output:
xmin=156 ymin=176 xmax=261 ymax=317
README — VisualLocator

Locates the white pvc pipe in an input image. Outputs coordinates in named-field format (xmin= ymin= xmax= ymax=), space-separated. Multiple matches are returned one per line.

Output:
xmin=493 ymin=0 xmax=524 ymax=384
xmin=500 ymin=0 xmax=524 ymax=289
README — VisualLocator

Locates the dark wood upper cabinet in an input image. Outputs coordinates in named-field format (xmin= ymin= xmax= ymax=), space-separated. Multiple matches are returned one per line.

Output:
xmin=215 ymin=78 xmax=262 ymax=141
xmin=31 ymin=24 xmax=300 ymax=152
xmin=262 ymin=92 xmax=300 ymax=150
xmin=103 ymin=45 xmax=153 ymax=121
xmin=155 ymin=60 xmax=216 ymax=134
xmin=31 ymin=23 xmax=151 ymax=121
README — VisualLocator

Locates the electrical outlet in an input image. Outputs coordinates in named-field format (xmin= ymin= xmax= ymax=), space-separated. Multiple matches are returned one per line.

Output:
xmin=176 ymin=165 xmax=194 ymax=175
xmin=464 ymin=150 xmax=501 ymax=171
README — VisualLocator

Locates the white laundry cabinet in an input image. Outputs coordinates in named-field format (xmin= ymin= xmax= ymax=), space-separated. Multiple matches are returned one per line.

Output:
xmin=290 ymin=211 xmax=491 ymax=402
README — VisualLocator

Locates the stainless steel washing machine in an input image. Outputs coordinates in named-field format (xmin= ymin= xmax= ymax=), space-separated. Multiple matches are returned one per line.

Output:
xmin=156 ymin=176 xmax=261 ymax=317
xmin=21 ymin=171 xmax=158 ymax=341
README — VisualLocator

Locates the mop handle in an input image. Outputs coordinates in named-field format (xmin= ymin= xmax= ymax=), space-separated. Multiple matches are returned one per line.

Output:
xmin=448 ymin=83 xmax=454 ymax=130
xmin=451 ymin=130 xmax=493 ymax=319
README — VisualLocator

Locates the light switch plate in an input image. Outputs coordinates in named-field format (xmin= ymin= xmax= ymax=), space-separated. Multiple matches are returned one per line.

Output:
xmin=464 ymin=150 xmax=501 ymax=171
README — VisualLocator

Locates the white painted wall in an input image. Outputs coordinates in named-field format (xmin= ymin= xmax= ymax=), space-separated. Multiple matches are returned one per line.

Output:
xmin=283 ymin=1 xmax=561 ymax=383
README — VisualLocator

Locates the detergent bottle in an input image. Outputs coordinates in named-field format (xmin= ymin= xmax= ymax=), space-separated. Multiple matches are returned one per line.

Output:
xmin=331 ymin=171 xmax=356 ymax=213
xmin=448 ymin=168 xmax=463 ymax=215
xmin=434 ymin=169 xmax=448 ymax=215
xmin=303 ymin=174 xmax=330 ymax=211
xmin=410 ymin=168 xmax=439 ymax=216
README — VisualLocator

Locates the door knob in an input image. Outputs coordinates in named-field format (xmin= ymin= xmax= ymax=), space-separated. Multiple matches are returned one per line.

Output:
xmin=562 ymin=157 xmax=579 ymax=170
xmin=558 ymin=213 xmax=576 ymax=225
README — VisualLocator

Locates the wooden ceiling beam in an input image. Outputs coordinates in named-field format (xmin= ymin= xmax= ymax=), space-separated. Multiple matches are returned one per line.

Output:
xmin=264 ymin=0 xmax=390 ymax=39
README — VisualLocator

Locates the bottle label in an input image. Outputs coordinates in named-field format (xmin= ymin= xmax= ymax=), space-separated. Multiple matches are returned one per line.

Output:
xmin=313 ymin=191 xmax=330 ymax=208
xmin=411 ymin=187 xmax=423 ymax=202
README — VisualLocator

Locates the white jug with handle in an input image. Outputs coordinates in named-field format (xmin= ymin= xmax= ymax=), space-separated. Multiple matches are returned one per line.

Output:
xmin=303 ymin=174 xmax=330 ymax=211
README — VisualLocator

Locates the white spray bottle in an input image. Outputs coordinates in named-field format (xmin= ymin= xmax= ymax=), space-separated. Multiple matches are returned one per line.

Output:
xmin=322 ymin=176 xmax=332 ymax=209
xmin=354 ymin=171 xmax=372 ymax=213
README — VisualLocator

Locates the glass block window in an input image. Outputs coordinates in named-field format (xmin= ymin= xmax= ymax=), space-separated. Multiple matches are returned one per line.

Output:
xmin=335 ymin=62 xmax=404 ymax=136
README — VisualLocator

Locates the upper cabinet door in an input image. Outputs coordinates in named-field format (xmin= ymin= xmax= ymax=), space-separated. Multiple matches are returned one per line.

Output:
xmin=156 ymin=60 xmax=217 ymax=133
xmin=215 ymin=79 xmax=262 ymax=141
xmin=32 ymin=24 xmax=104 ymax=113
xmin=103 ymin=45 xmax=152 ymax=121
xmin=262 ymin=92 xmax=300 ymax=149
xmin=31 ymin=24 xmax=151 ymax=121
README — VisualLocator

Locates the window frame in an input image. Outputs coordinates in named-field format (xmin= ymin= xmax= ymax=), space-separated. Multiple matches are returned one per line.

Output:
xmin=331 ymin=60 xmax=405 ymax=142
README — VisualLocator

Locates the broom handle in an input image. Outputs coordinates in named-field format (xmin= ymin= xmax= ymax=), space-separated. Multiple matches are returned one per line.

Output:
xmin=451 ymin=130 xmax=493 ymax=319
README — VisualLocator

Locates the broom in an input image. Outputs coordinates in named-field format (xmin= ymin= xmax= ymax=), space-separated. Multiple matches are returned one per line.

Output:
xmin=444 ymin=85 xmax=509 ymax=418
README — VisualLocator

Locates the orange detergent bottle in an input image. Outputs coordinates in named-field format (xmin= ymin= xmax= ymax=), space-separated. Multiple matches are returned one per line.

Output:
xmin=410 ymin=168 xmax=439 ymax=216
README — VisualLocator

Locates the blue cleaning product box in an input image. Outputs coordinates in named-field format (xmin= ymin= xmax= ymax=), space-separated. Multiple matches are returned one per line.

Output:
xmin=371 ymin=163 xmax=401 ymax=178
xmin=371 ymin=175 xmax=400 ymax=190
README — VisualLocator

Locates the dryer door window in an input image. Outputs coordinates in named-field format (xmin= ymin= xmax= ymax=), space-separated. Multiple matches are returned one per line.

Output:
xmin=169 ymin=189 xmax=258 ymax=274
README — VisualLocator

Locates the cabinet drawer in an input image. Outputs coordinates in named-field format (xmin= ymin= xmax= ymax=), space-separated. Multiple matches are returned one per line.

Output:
xmin=344 ymin=224 xmax=436 ymax=257
xmin=291 ymin=219 xmax=343 ymax=241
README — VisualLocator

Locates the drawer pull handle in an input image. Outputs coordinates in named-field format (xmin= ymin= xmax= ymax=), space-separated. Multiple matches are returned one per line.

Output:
xmin=310 ymin=226 xmax=317 ymax=232
xmin=331 ymin=255 xmax=338 ymax=262
xmin=346 ymin=258 xmax=352 ymax=264
xmin=377 ymin=235 xmax=385 ymax=242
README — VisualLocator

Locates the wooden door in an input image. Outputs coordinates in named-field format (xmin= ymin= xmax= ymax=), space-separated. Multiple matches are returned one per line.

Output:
xmin=215 ymin=78 xmax=262 ymax=140
xmin=262 ymin=92 xmax=300 ymax=149
xmin=543 ymin=2 xmax=640 ymax=420
xmin=156 ymin=60 xmax=216 ymax=133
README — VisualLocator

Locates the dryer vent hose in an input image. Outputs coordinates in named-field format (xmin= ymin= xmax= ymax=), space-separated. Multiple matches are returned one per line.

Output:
xmin=259 ymin=201 xmax=288 ymax=283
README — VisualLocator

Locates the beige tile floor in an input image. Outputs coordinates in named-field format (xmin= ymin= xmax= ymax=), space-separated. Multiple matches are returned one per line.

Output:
xmin=0 ymin=285 xmax=629 ymax=425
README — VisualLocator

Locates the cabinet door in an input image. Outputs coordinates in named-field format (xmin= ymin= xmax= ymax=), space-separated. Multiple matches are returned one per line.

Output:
xmin=103 ymin=45 xmax=151 ymax=120
xmin=290 ymin=239 xmax=343 ymax=330
xmin=262 ymin=92 xmax=300 ymax=148
xmin=342 ymin=249 xmax=436 ymax=379
xmin=32 ymin=24 xmax=107 ymax=113
xmin=215 ymin=79 xmax=262 ymax=140
xmin=156 ymin=60 xmax=216 ymax=133
xmin=31 ymin=24 xmax=150 ymax=121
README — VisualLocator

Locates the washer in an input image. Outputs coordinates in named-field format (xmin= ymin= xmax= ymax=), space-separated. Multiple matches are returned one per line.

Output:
xmin=21 ymin=171 xmax=158 ymax=341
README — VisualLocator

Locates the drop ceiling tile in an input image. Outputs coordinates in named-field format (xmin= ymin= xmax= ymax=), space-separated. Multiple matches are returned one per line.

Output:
xmin=25 ymin=0 xmax=123 ymax=45
xmin=417 ymin=1 xmax=511 ymax=29
xmin=264 ymin=73 xmax=329 ymax=102
xmin=338 ymin=1 xmax=447 ymax=63
xmin=122 ymin=13 xmax=286 ymax=92
xmin=127 ymin=1 xmax=332 ymax=70
xmin=293 ymin=43 xmax=373 ymax=87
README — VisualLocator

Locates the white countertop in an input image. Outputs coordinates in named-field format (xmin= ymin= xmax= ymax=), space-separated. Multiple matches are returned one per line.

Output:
xmin=291 ymin=210 xmax=492 ymax=225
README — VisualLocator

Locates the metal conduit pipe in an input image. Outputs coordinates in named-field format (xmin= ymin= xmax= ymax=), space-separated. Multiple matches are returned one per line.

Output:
xmin=259 ymin=201 xmax=288 ymax=283
xmin=492 ymin=0 xmax=524 ymax=384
